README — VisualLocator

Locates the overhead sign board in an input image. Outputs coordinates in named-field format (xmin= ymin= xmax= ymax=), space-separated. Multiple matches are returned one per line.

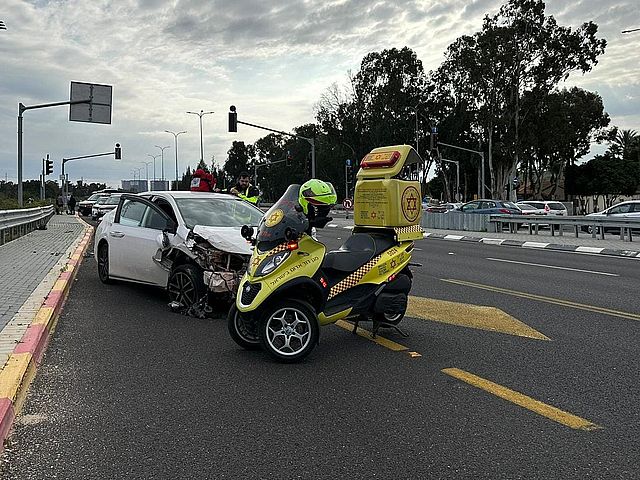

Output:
xmin=69 ymin=81 xmax=112 ymax=124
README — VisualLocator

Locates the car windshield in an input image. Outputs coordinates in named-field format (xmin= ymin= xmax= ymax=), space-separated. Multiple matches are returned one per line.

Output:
xmin=174 ymin=196 xmax=263 ymax=229
xmin=95 ymin=197 xmax=110 ymax=205
xmin=256 ymin=184 xmax=309 ymax=251
xmin=105 ymin=196 xmax=121 ymax=205
xmin=502 ymin=202 xmax=519 ymax=209
xmin=87 ymin=194 xmax=104 ymax=201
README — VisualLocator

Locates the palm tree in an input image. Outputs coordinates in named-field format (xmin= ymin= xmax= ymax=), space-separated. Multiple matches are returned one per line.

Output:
xmin=610 ymin=129 xmax=638 ymax=158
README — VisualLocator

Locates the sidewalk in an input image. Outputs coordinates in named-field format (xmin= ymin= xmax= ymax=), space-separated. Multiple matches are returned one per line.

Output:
xmin=0 ymin=214 xmax=92 ymax=450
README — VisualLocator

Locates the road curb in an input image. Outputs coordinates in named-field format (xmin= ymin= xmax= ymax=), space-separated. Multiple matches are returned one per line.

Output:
xmin=0 ymin=220 xmax=93 ymax=452
xmin=423 ymin=232 xmax=640 ymax=258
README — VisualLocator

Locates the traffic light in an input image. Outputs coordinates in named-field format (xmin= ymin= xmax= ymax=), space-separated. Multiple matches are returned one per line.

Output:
xmin=45 ymin=158 xmax=53 ymax=175
xmin=430 ymin=127 xmax=438 ymax=151
xmin=115 ymin=143 xmax=122 ymax=160
xmin=228 ymin=105 xmax=237 ymax=132
xmin=286 ymin=151 xmax=292 ymax=167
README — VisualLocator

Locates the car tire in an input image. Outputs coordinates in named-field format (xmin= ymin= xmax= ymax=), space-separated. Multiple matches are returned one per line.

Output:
xmin=168 ymin=264 xmax=206 ymax=310
xmin=97 ymin=242 xmax=113 ymax=284
xmin=227 ymin=304 xmax=261 ymax=350
xmin=259 ymin=299 xmax=319 ymax=363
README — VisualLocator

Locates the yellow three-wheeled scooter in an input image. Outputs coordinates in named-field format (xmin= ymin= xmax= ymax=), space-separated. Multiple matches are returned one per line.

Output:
xmin=228 ymin=145 xmax=424 ymax=362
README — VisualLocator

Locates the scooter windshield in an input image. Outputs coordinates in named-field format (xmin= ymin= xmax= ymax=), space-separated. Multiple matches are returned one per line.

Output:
xmin=257 ymin=184 xmax=309 ymax=251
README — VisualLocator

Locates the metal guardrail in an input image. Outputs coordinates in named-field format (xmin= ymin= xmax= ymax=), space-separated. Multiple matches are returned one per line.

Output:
xmin=490 ymin=215 xmax=639 ymax=242
xmin=422 ymin=211 xmax=491 ymax=231
xmin=0 ymin=206 xmax=55 ymax=246
xmin=421 ymin=211 xmax=640 ymax=242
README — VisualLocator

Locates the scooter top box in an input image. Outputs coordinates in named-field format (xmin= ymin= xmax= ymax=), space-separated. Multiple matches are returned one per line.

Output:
xmin=354 ymin=145 xmax=423 ymax=234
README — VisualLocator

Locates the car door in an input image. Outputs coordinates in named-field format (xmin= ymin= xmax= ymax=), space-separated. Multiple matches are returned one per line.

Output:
xmin=108 ymin=195 xmax=174 ymax=285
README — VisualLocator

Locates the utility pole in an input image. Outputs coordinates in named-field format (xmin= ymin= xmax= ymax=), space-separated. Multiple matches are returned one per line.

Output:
xmin=441 ymin=157 xmax=460 ymax=202
xmin=438 ymin=142 xmax=486 ymax=198
xmin=186 ymin=110 xmax=214 ymax=164
xmin=165 ymin=130 xmax=186 ymax=188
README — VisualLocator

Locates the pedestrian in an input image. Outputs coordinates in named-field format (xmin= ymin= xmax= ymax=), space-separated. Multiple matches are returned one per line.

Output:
xmin=68 ymin=194 xmax=77 ymax=215
xmin=56 ymin=194 xmax=64 ymax=215
xmin=228 ymin=172 xmax=260 ymax=205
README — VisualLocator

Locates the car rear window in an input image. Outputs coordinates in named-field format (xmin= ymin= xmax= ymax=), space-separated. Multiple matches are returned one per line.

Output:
xmin=502 ymin=202 xmax=518 ymax=209
xmin=548 ymin=202 xmax=566 ymax=210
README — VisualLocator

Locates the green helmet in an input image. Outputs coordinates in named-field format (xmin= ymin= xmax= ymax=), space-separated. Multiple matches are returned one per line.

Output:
xmin=299 ymin=179 xmax=337 ymax=215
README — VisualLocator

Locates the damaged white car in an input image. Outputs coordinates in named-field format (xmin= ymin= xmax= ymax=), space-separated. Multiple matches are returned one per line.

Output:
xmin=94 ymin=192 xmax=264 ymax=316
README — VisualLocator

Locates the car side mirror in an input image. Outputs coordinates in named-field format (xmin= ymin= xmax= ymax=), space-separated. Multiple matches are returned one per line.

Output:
xmin=241 ymin=225 xmax=254 ymax=241
xmin=165 ymin=218 xmax=178 ymax=235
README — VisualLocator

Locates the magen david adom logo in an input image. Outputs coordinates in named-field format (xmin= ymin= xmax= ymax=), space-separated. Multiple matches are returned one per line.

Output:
xmin=401 ymin=186 xmax=420 ymax=222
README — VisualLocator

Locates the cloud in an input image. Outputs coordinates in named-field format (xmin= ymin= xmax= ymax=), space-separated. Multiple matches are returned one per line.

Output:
xmin=0 ymin=0 xmax=638 ymax=186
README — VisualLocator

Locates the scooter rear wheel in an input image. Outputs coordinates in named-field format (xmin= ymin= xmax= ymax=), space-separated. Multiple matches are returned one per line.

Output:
xmin=259 ymin=300 xmax=319 ymax=363
xmin=227 ymin=305 xmax=261 ymax=350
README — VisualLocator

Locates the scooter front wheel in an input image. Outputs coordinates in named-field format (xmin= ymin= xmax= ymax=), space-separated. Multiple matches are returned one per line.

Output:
xmin=259 ymin=300 xmax=319 ymax=363
xmin=227 ymin=305 xmax=261 ymax=350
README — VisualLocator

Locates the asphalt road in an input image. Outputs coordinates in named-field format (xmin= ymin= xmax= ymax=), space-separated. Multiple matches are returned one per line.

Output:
xmin=2 ymin=222 xmax=639 ymax=479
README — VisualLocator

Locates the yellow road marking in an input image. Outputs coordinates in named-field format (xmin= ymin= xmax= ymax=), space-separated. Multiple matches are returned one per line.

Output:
xmin=442 ymin=368 xmax=602 ymax=431
xmin=443 ymin=279 xmax=640 ymax=322
xmin=407 ymin=296 xmax=549 ymax=340
xmin=334 ymin=320 xmax=409 ymax=352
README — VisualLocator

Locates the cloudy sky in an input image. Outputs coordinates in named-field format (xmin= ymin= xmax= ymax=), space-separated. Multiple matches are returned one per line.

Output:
xmin=0 ymin=0 xmax=638 ymax=188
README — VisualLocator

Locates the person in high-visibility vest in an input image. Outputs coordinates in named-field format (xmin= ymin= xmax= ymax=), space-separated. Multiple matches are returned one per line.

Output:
xmin=229 ymin=171 xmax=260 ymax=204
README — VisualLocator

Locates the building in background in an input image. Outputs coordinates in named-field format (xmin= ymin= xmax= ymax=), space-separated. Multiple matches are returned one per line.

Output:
xmin=121 ymin=179 xmax=147 ymax=193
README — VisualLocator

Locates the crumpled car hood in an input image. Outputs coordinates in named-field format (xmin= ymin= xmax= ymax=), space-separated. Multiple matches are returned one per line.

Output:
xmin=191 ymin=225 xmax=253 ymax=255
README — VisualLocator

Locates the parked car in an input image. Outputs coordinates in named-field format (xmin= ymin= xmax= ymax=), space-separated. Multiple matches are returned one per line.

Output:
xmin=516 ymin=202 xmax=547 ymax=216
xmin=520 ymin=200 xmax=567 ymax=216
xmin=78 ymin=192 xmax=111 ymax=216
xmin=92 ymin=194 xmax=121 ymax=221
xmin=458 ymin=199 xmax=521 ymax=215
xmin=581 ymin=200 xmax=640 ymax=234
xmin=94 ymin=191 xmax=264 ymax=315
xmin=444 ymin=202 xmax=463 ymax=212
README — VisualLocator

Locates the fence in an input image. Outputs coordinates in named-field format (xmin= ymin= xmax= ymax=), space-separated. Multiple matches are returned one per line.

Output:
xmin=421 ymin=211 xmax=640 ymax=242
xmin=0 ymin=206 xmax=55 ymax=246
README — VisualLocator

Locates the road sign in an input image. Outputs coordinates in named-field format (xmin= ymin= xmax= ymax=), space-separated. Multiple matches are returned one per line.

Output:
xmin=69 ymin=81 xmax=113 ymax=124
xmin=343 ymin=198 xmax=353 ymax=210
xmin=345 ymin=159 xmax=352 ymax=167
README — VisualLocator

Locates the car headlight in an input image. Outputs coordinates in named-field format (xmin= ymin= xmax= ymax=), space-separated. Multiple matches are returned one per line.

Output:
xmin=255 ymin=250 xmax=290 ymax=277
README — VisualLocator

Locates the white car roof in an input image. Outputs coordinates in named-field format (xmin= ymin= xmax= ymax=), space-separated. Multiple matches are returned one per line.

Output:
xmin=138 ymin=191 xmax=233 ymax=200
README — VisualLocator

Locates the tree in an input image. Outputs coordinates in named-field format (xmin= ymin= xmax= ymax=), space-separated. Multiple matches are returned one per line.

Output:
xmin=224 ymin=141 xmax=252 ymax=187
xmin=435 ymin=0 xmax=606 ymax=198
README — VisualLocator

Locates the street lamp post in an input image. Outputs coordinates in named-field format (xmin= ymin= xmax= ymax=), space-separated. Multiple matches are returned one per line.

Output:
xmin=154 ymin=145 xmax=170 ymax=183
xmin=165 ymin=130 xmax=187 ymax=189
xmin=441 ymin=157 xmax=461 ymax=202
xmin=140 ymin=161 xmax=152 ymax=191
xmin=147 ymin=153 xmax=160 ymax=188
xmin=186 ymin=110 xmax=214 ymax=163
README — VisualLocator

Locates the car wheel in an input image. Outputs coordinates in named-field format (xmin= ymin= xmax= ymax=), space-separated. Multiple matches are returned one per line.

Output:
xmin=168 ymin=264 xmax=206 ymax=310
xmin=97 ymin=242 xmax=112 ymax=284
xmin=259 ymin=300 xmax=319 ymax=363
xmin=227 ymin=304 xmax=261 ymax=350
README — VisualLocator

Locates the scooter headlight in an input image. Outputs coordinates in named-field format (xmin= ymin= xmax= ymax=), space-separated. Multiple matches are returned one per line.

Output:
xmin=255 ymin=250 xmax=290 ymax=277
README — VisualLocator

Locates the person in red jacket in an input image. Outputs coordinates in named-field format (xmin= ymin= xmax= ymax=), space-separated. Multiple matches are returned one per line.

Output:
xmin=190 ymin=168 xmax=216 ymax=192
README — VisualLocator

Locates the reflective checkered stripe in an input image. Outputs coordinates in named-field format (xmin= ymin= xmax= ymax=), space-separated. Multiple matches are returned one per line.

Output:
xmin=394 ymin=225 xmax=424 ymax=234
xmin=250 ymin=242 xmax=289 ymax=273
xmin=328 ymin=254 xmax=383 ymax=299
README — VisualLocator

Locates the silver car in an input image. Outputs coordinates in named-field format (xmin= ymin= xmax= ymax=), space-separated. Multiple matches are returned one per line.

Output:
xmin=94 ymin=191 xmax=264 ymax=316
xmin=582 ymin=200 xmax=640 ymax=234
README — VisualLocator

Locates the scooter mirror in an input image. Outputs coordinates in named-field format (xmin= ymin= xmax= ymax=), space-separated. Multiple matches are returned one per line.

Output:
xmin=284 ymin=227 xmax=298 ymax=241
xmin=241 ymin=225 xmax=254 ymax=241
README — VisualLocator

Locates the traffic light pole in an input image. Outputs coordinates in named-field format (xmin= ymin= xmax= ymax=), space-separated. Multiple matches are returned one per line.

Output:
xmin=253 ymin=157 xmax=288 ymax=188
xmin=17 ymin=99 xmax=91 ymax=207
xmin=438 ymin=141 xmax=487 ymax=198
xmin=61 ymin=149 xmax=117 ymax=207
xmin=231 ymin=113 xmax=316 ymax=178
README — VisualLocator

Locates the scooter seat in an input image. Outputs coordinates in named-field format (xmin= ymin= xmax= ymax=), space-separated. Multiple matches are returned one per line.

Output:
xmin=322 ymin=233 xmax=396 ymax=272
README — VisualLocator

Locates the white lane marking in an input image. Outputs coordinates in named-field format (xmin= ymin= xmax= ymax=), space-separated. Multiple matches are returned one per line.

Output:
xmin=486 ymin=257 xmax=619 ymax=277
xmin=423 ymin=233 xmax=431 ymax=238
xmin=328 ymin=224 xmax=338 ymax=228
xmin=522 ymin=242 xmax=549 ymax=248
xmin=576 ymin=246 xmax=605 ymax=254
xmin=344 ymin=226 xmax=354 ymax=230
xmin=444 ymin=235 xmax=464 ymax=240
xmin=481 ymin=238 xmax=505 ymax=245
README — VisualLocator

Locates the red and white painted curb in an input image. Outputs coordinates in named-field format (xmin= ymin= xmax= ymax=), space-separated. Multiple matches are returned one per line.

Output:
xmin=0 ymin=224 xmax=93 ymax=451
